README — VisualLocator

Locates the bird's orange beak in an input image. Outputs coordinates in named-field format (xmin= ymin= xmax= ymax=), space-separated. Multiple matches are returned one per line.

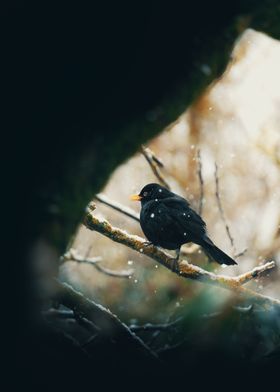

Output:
xmin=130 ymin=194 xmax=142 ymax=201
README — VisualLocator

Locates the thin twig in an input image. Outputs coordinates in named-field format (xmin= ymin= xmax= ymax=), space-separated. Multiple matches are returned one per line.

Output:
xmin=73 ymin=312 xmax=100 ymax=333
xmin=234 ymin=248 xmax=248 ymax=259
xmin=197 ymin=149 xmax=204 ymax=215
xmin=81 ymin=334 xmax=99 ymax=348
xmin=93 ymin=263 xmax=134 ymax=278
xmin=156 ymin=339 xmax=187 ymax=354
xmin=61 ymin=249 xmax=134 ymax=278
xmin=214 ymin=163 xmax=236 ymax=254
xmin=235 ymin=262 xmax=275 ymax=285
xmin=42 ymin=309 xmax=75 ymax=319
xmin=142 ymin=145 xmax=164 ymax=167
xmin=42 ymin=308 xmax=100 ymax=333
xmin=147 ymin=330 xmax=162 ymax=348
xmin=94 ymin=193 xmax=140 ymax=222
xmin=84 ymin=205 xmax=280 ymax=308
xmin=130 ymin=317 xmax=182 ymax=332
xmin=141 ymin=146 xmax=170 ymax=189
xmin=150 ymin=152 xmax=164 ymax=168
xmin=197 ymin=305 xmax=254 ymax=320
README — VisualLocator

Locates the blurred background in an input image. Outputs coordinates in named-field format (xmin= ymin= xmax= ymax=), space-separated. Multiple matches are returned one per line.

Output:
xmin=59 ymin=29 xmax=280 ymax=352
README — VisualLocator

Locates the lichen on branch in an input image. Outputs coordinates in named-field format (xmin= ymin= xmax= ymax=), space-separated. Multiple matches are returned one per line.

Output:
xmin=84 ymin=204 xmax=279 ymax=308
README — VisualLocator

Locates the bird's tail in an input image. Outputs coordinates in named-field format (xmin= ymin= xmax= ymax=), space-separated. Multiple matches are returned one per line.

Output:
xmin=200 ymin=237 xmax=237 ymax=266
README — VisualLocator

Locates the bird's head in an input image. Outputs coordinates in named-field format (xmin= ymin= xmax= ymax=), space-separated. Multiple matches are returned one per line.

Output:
xmin=130 ymin=183 xmax=171 ymax=205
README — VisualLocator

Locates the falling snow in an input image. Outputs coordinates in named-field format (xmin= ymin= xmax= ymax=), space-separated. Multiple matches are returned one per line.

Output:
xmin=150 ymin=213 xmax=155 ymax=218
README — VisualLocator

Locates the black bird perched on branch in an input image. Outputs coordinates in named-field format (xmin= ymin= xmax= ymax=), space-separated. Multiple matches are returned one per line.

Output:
xmin=131 ymin=183 xmax=237 ymax=270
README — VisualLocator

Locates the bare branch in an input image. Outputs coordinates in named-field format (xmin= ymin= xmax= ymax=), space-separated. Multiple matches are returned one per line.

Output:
xmin=93 ymin=263 xmax=134 ymax=278
xmin=197 ymin=149 xmax=204 ymax=215
xmin=130 ymin=317 xmax=182 ymax=332
xmin=51 ymin=279 xmax=159 ymax=361
xmin=234 ymin=261 xmax=275 ymax=285
xmin=61 ymin=249 xmax=134 ymax=278
xmin=141 ymin=146 xmax=170 ymax=189
xmin=94 ymin=193 xmax=140 ymax=222
xmin=42 ymin=309 xmax=75 ymax=319
xmin=73 ymin=312 xmax=100 ymax=333
xmin=43 ymin=308 xmax=100 ymax=333
xmin=91 ymin=195 xmax=201 ymax=259
xmin=214 ymin=163 xmax=236 ymax=254
xmin=156 ymin=339 xmax=187 ymax=354
xmin=84 ymin=205 xmax=280 ymax=308
xmin=142 ymin=145 xmax=164 ymax=167
xmin=234 ymin=248 xmax=248 ymax=259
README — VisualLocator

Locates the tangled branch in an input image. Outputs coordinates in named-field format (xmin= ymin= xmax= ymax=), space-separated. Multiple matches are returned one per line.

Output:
xmin=84 ymin=204 xmax=279 ymax=308
xmin=51 ymin=279 xmax=159 ymax=361
xmin=61 ymin=248 xmax=134 ymax=278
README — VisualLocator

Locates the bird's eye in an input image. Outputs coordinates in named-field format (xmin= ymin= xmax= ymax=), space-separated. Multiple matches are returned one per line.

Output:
xmin=143 ymin=191 xmax=148 ymax=197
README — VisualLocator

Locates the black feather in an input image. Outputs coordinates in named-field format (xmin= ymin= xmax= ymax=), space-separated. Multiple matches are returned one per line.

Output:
xmin=138 ymin=183 xmax=237 ymax=266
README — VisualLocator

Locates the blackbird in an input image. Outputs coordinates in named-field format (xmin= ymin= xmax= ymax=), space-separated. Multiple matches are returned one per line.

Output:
xmin=131 ymin=183 xmax=237 ymax=270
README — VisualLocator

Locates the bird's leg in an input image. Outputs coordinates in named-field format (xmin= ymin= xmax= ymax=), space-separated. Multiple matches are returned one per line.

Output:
xmin=170 ymin=248 xmax=181 ymax=273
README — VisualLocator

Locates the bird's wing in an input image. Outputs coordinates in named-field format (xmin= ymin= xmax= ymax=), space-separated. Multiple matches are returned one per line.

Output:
xmin=140 ymin=201 xmax=177 ymax=246
xmin=162 ymin=196 xmax=207 ymax=239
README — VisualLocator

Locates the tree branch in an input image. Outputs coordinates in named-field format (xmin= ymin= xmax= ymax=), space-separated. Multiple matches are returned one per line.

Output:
xmin=234 ymin=262 xmax=275 ymax=285
xmin=51 ymin=278 xmax=159 ymax=361
xmin=141 ymin=146 xmax=170 ymax=189
xmin=61 ymin=248 xmax=134 ymax=278
xmin=92 ymin=195 xmax=200 ymax=258
xmin=214 ymin=163 xmax=248 ymax=259
xmin=197 ymin=149 xmax=204 ymax=215
xmin=84 ymin=204 xmax=279 ymax=308
xmin=130 ymin=318 xmax=182 ymax=332
xmin=94 ymin=193 xmax=140 ymax=222
xmin=214 ymin=163 xmax=236 ymax=254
